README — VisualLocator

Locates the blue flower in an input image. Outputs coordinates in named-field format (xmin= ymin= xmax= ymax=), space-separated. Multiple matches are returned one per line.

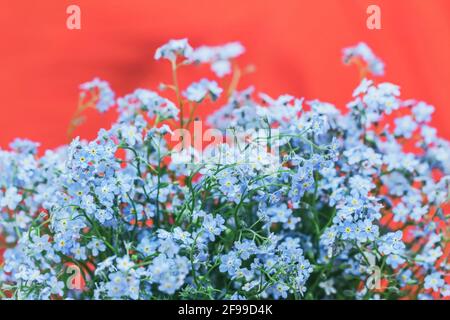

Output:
xmin=189 ymin=42 xmax=244 ymax=77
xmin=9 ymin=138 xmax=40 ymax=154
xmin=137 ymin=237 xmax=156 ymax=257
xmin=106 ymin=271 xmax=129 ymax=298
xmin=67 ymin=182 xmax=88 ymax=202
xmin=87 ymin=238 xmax=106 ymax=257
xmin=412 ymin=102 xmax=434 ymax=123
xmin=394 ymin=115 xmax=418 ymax=138
xmin=80 ymin=78 xmax=115 ymax=113
xmin=173 ymin=227 xmax=193 ymax=246
xmin=272 ymin=283 xmax=289 ymax=299
xmin=154 ymin=38 xmax=193 ymax=62
xmin=379 ymin=231 xmax=405 ymax=255
xmin=218 ymin=175 xmax=238 ymax=194
xmin=0 ymin=187 xmax=22 ymax=210
xmin=392 ymin=203 xmax=409 ymax=223
xmin=386 ymin=254 xmax=405 ymax=269
xmin=424 ymin=272 xmax=445 ymax=292
xmin=343 ymin=42 xmax=384 ymax=76
xmin=183 ymin=79 xmax=223 ymax=102
xmin=95 ymin=180 xmax=117 ymax=204
xmin=219 ymin=252 xmax=242 ymax=276
xmin=94 ymin=208 xmax=114 ymax=224
xmin=266 ymin=203 xmax=292 ymax=224
xmin=202 ymin=214 xmax=226 ymax=242
xmin=339 ymin=221 xmax=357 ymax=240
xmin=80 ymin=194 xmax=96 ymax=214
xmin=54 ymin=235 xmax=74 ymax=255
xmin=116 ymin=255 xmax=135 ymax=271
xmin=398 ymin=270 xmax=414 ymax=286
xmin=71 ymin=243 xmax=87 ymax=260
xmin=356 ymin=219 xmax=379 ymax=242
xmin=353 ymin=78 xmax=373 ymax=97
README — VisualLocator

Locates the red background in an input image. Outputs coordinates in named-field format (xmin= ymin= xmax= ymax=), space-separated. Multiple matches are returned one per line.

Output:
xmin=0 ymin=0 xmax=449 ymax=150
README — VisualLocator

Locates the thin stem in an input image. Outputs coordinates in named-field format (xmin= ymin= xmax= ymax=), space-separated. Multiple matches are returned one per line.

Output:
xmin=227 ymin=64 xmax=241 ymax=99
xmin=67 ymin=91 xmax=98 ymax=140
xmin=171 ymin=60 xmax=184 ymax=129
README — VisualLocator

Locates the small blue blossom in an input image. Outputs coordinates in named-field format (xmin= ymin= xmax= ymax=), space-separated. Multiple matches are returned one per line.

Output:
xmin=424 ymin=272 xmax=445 ymax=292
xmin=202 ymin=214 xmax=226 ymax=242
xmin=1 ymin=187 xmax=22 ymax=210
xmin=189 ymin=42 xmax=244 ymax=77
xmin=154 ymin=38 xmax=193 ymax=62
xmin=219 ymin=252 xmax=242 ymax=276
xmin=412 ymin=102 xmax=434 ymax=123
xmin=378 ymin=231 xmax=405 ymax=256
xmin=71 ymin=243 xmax=87 ymax=260
xmin=394 ymin=115 xmax=418 ymax=138
xmin=343 ymin=42 xmax=384 ymax=76
xmin=80 ymin=78 xmax=115 ymax=113
xmin=87 ymin=238 xmax=107 ymax=257
xmin=183 ymin=79 xmax=223 ymax=102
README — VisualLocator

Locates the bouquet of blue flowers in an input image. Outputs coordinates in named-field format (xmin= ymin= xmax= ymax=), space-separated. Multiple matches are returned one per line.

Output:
xmin=1 ymin=39 xmax=449 ymax=300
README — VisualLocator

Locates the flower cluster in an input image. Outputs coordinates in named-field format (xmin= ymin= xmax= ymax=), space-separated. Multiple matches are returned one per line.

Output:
xmin=0 ymin=39 xmax=449 ymax=300
xmin=79 ymin=78 xmax=116 ymax=113
xmin=343 ymin=42 xmax=385 ymax=76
